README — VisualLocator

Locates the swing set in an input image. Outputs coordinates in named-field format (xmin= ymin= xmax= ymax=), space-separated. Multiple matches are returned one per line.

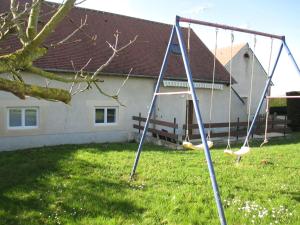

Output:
xmin=130 ymin=16 xmax=300 ymax=225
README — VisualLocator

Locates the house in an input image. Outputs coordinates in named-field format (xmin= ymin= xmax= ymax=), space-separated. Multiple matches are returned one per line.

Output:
xmin=216 ymin=43 xmax=268 ymax=114
xmin=0 ymin=1 xmax=267 ymax=151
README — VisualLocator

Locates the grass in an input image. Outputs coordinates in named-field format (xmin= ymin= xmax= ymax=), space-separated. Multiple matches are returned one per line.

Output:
xmin=0 ymin=134 xmax=299 ymax=225
xmin=269 ymin=98 xmax=287 ymax=107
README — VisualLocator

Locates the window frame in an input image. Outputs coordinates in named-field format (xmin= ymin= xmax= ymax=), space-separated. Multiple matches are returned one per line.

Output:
xmin=170 ymin=43 xmax=181 ymax=55
xmin=94 ymin=107 xmax=118 ymax=126
xmin=7 ymin=107 xmax=39 ymax=130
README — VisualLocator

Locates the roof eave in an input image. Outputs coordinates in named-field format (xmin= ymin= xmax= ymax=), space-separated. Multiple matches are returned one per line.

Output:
xmin=35 ymin=68 xmax=231 ymax=85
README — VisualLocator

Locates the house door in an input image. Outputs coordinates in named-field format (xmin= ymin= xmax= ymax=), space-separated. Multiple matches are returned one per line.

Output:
xmin=186 ymin=100 xmax=194 ymax=137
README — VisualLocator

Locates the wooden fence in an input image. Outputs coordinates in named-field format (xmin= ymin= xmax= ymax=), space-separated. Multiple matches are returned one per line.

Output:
xmin=132 ymin=113 xmax=178 ymax=143
xmin=133 ymin=113 xmax=290 ymax=144
xmin=183 ymin=114 xmax=291 ymax=141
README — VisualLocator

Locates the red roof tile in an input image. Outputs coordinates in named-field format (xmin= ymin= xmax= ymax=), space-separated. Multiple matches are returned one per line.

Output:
xmin=0 ymin=1 xmax=231 ymax=84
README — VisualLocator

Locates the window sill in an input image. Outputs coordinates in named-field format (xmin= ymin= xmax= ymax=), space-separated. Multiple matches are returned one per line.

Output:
xmin=7 ymin=126 xmax=38 ymax=130
xmin=94 ymin=123 xmax=118 ymax=127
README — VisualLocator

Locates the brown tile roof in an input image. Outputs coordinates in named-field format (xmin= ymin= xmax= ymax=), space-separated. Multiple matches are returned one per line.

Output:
xmin=216 ymin=43 xmax=247 ymax=65
xmin=0 ymin=1 xmax=231 ymax=84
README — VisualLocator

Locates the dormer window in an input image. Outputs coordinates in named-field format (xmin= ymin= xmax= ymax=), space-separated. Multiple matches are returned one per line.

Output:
xmin=171 ymin=43 xmax=181 ymax=55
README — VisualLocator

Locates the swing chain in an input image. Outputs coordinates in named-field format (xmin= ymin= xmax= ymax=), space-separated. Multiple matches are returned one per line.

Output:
xmin=245 ymin=35 xmax=257 ymax=147
xmin=208 ymin=28 xmax=219 ymax=140
xmin=226 ymin=31 xmax=234 ymax=150
xmin=184 ymin=24 xmax=192 ymax=143
xmin=260 ymin=38 xmax=274 ymax=147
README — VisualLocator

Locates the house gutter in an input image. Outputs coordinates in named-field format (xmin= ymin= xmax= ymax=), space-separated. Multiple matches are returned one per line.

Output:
xmin=39 ymin=68 xmax=231 ymax=85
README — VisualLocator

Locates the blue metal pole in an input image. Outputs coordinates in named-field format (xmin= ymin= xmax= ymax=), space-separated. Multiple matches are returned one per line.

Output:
xmin=239 ymin=43 xmax=284 ymax=158
xmin=130 ymin=26 xmax=176 ymax=179
xmin=283 ymin=41 xmax=300 ymax=74
xmin=175 ymin=16 xmax=227 ymax=225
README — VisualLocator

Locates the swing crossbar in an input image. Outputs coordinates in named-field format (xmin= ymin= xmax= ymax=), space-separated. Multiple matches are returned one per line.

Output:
xmin=177 ymin=16 xmax=285 ymax=40
xmin=267 ymin=96 xmax=300 ymax=99
xmin=154 ymin=91 xmax=191 ymax=96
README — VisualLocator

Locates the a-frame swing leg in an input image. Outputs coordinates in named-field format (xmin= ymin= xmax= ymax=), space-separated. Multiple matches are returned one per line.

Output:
xmin=130 ymin=18 xmax=227 ymax=225
xmin=237 ymin=40 xmax=300 ymax=162
xmin=174 ymin=17 xmax=227 ymax=225
xmin=238 ymin=38 xmax=300 ymax=163
xmin=237 ymin=42 xmax=284 ymax=162
xmin=130 ymin=25 xmax=176 ymax=179
xmin=284 ymin=41 xmax=300 ymax=73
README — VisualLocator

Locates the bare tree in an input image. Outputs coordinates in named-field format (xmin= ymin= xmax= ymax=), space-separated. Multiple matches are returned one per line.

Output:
xmin=0 ymin=0 xmax=137 ymax=104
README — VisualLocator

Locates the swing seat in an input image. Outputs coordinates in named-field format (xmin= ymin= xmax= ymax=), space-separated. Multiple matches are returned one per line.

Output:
xmin=182 ymin=141 xmax=194 ymax=150
xmin=193 ymin=140 xmax=214 ymax=150
xmin=182 ymin=141 xmax=213 ymax=150
xmin=224 ymin=146 xmax=250 ymax=156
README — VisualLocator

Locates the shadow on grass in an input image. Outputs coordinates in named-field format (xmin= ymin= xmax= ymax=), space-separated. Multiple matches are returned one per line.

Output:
xmin=35 ymin=142 xmax=175 ymax=153
xmin=0 ymin=146 xmax=145 ymax=225
xmin=279 ymin=191 xmax=300 ymax=203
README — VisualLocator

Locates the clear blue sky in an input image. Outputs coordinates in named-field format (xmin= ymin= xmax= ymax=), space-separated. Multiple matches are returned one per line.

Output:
xmin=49 ymin=0 xmax=300 ymax=95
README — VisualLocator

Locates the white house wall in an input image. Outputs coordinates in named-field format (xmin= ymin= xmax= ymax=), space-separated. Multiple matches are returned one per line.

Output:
xmin=156 ymin=85 xmax=247 ymax=137
xmin=1 ymin=70 xmax=254 ymax=151
xmin=227 ymin=45 xmax=267 ymax=115
xmin=0 ymin=73 xmax=154 ymax=151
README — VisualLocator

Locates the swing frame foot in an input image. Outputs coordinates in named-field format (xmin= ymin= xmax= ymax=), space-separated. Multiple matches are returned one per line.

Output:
xmin=129 ymin=172 xmax=138 ymax=181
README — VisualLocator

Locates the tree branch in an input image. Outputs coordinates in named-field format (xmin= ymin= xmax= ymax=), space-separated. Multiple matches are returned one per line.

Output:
xmin=0 ymin=77 xmax=71 ymax=103
xmin=0 ymin=2 xmax=35 ymax=41
xmin=0 ymin=47 xmax=47 ymax=73
xmin=26 ymin=0 xmax=42 ymax=40
xmin=10 ymin=0 xmax=29 ymax=45
xmin=93 ymin=81 xmax=126 ymax=107
xmin=50 ymin=14 xmax=87 ymax=48
xmin=25 ymin=0 xmax=76 ymax=51
xmin=91 ymin=31 xmax=138 ymax=79
xmin=0 ymin=0 xmax=136 ymax=105
xmin=27 ymin=65 xmax=100 ymax=83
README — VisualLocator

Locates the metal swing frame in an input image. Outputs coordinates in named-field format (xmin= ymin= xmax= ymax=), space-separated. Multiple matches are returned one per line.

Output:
xmin=130 ymin=16 xmax=300 ymax=225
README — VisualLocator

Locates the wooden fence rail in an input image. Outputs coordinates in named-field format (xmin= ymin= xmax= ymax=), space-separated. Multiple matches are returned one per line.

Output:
xmin=183 ymin=115 xmax=291 ymax=141
xmin=132 ymin=113 xmax=178 ymax=142
xmin=132 ymin=113 xmax=290 ymax=144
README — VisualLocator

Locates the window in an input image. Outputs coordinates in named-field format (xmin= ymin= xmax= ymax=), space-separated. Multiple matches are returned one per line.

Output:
xmin=95 ymin=107 xmax=117 ymax=125
xmin=170 ymin=43 xmax=181 ymax=55
xmin=244 ymin=52 xmax=250 ymax=59
xmin=8 ymin=108 xmax=38 ymax=129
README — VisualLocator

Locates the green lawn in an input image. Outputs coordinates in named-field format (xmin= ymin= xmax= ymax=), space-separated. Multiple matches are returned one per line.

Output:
xmin=269 ymin=98 xmax=287 ymax=107
xmin=0 ymin=134 xmax=299 ymax=225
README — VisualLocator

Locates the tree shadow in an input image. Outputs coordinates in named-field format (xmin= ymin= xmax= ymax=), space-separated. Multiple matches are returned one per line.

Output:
xmin=282 ymin=191 xmax=300 ymax=202
xmin=0 ymin=145 xmax=145 ymax=225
